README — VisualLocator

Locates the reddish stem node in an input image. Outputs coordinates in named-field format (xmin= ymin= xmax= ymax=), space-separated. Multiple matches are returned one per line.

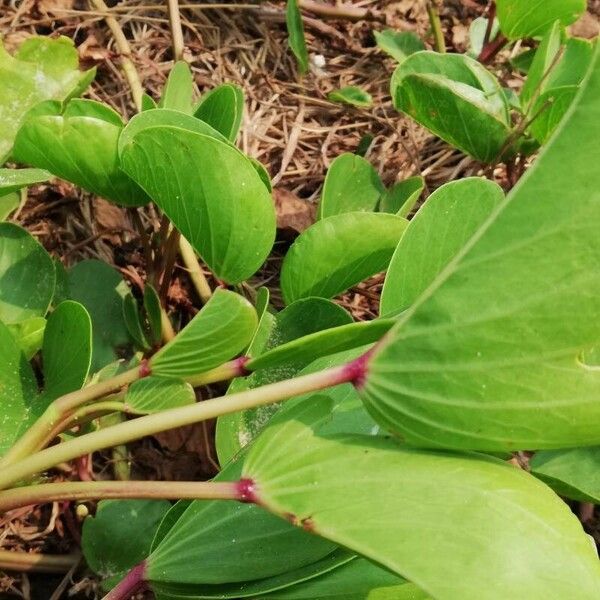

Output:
xmin=138 ymin=359 xmax=152 ymax=378
xmin=341 ymin=350 xmax=373 ymax=389
xmin=235 ymin=356 xmax=251 ymax=377
xmin=236 ymin=478 xmax=259 ymax=504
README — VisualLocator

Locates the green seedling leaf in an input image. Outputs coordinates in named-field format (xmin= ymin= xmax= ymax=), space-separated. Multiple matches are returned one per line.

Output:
xmin=261 ymin=557 xmax=429 ymax=600
xmin=41 ymin=300 xmax=92 ymax=401
xmin=67 ymin=260 xmax=131 ymax=373
xmin=286 ymin=0 xmax=309 ymax=75
xmin=327 ymin=86 xmax=373 ymax=108
xmin=496 ymin=0 xmax=586 ymax=40
xmin=82 ymin=499 xmax=171 ymax=590
xmin=143 ymin=284 xmax=163 ymax=347
xmin=531 ymin=447 xmax=600 ymax=502
xmin=0 ymin=192 xmax=19 ymax=221
xmin=142 ymin=93 xmax=157 ymax=111
xmin=0 ymin=35 xmax=94 ymax=161
xmin=468 ymin=16 xmax=499 ymax=58
xmin=362 ymin=47 xmax=600 ymax=450
xmin=378 ymin=175 xmax=425 ymax=216
xmin=381 ymin=178 xmax=504 ymax=317
xmin=150 ymin=289 xmax=257 ymax=378
xmin=120 ymin=126 xmax=276 ymax=283
xmin=245 ymin=405 xmax=600 ymax=600
xmin=194 ymin=83 xmax=244 ymax=142
xmin=319 ymin=153 xmax=384 ymax=219
xmin=158 ymin=61 xmax=194 ymax=114
xmin=281 ymin=212 xmax=408 ymax=303
xmin=0 ymin=168 xmax=51 ymax=195
xmin=216 ymin=297 xmax=352 ymax=464
xmin=391 ymin=51 xmax=511 ymax=162
xmin=123 ymin=293 xmax=151 ymax=351
xmin=374 ymin=30 xmax=425 ymax=63
xmin=511 ymin=48 xmax=536 ymax=74
xmin=13 ymin=99 xmax=149 ymax=207
xmin=0 ymin=222 xmax=55 ymax=324
xmin=125 ymin=376 xmax=195 ymax=414
xmin=7 ymin=316 xmax=46 ymax=359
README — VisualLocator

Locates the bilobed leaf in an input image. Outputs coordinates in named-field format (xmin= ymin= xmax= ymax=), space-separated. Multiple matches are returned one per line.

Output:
xmin=361 ymin=46 xmax=600 ymax=450
xmin=281 ymin=212 xmax=407 ymax=303
xmin=158 ymin=61 xmax=194 ymax=114
xmin=0 ymin=35 xmax=94 ymax=160
xmin=327 ymin=86 xmax=373 ymax=108
xmin=380 ymin=178 xmax=504 ymax=317
xmin=67 ymin=260 xmax=131 ymax=373
xmin=150 ymin=289 xmax=257 ymax=378
xmin=0 ymin=168 xmax=51 ymax=195
xmin=374 ymin=30 xmax=425 ymax=63
xmin=319 ymin=153 xmax=384 ymax=219
xmin=0 ymin=193 xmax=19 ymax=221
xmin=125 ymin=376 xmax=195 ymax=414
xmin=194 ymin=84 xmax=244 ymax=142
xmin=122 ymin=293 xmax=150 ymax=351
xmin=0 ymin=222 xmax=55 ymax=324
xmin=378 ymin=175 xmax=424 ymax=216
xmin=245 ymin=404 xmax=600 ymax=600
xmin=391 ymin=51 xmax=511 ymax=162
xmin=7 ymin=317 xmax=46 ymax=359
xmin=13 ymin=99 xmax=149 ymax=207
xmin=286 ymin=0 xmax=309 ymax=75
xmin=496 ymin=0 xmax=585 ymax=40
xmin=530 ymin=447 xmax=600 ymax=502
xmin=120 ymin=126 xmax=276 ymax=283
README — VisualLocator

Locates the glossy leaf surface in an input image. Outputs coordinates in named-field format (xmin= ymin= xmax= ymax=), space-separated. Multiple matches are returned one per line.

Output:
xmin=159 ymin=61 xmax=194 ymax=114
xmin=374 ymin=30 xmax=425 ymax=63
xmin=7 ymin=316 xmax=46 ymax=359
xmin=0 ymin=193 xmax=19 ymax=221
xmin=378 ymin=175 xmax=424 ymax=216
xmin=126 ymin=376 xmax=195 ymax=414
xmin=194 ymin=84 xmax=244 ymax=142
xmin=0 ymin=168 xmax=51 ymax=195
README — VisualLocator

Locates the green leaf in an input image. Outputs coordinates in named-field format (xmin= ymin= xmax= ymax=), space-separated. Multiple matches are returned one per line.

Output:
xmin=142 ymin=93 xmax=157 ymax=111
xmin=13 ymin=99 xmax=149 ymax=207
xmin=0 ymin=35 xmax=94 ymax=160
xmin=511 ymin=48 xmax=536 ymax=74
xmin=122 ymin=293 xmax=151 ymax=351
xmin=391 ymin=51 xmax=511 ymax=162
xmin=374 ymin=30 xmax=425 ymax=63
xmin=529 ymin=85 xmax=579 ymax=143
xmin=378 ymin=175 xmax=424 ymax=216
xmin=281 ymin=212 xmax=407 ymax=303
xmin=496 ymin=0 xmax=586 ymax=40
xmin=327 ymin=86 xmax=373 ymax=108
xmin=159 ymin=61 xmax=194 ymax=114
xmin=120 ymin=126 xmax=276 ymax=283
xmin=82 ymin=499 xmax=171 ymax=589
xmin=467 ymin=17 xmax=499 ymax=58
xmin=7 ymin=316 xmax=46 ymax=359
xmin=361 ymin=46 xmax=600 ymax=451
xmin=150 ymin=289 xmax=257 ymax=378
xmin=260 ymin=558 xmax=429 ymax=600
xmin=125 ymin=376 xmax=195 ymax=414
xmin=380 ymin=178 xmax=504 ymax=317
xmin=67 ymin=260 xmax=131 ymax=373
xmin=194 ymin=84 xmax=244 ymax=142
xmin=318 ymin=153 xmax=384 ymax=218
xmin=41 ymin=300 xmax=92 ymax=401
xmin=0 ymin=222 xmax=55 ymax=324
xmin=0 ymin=168 xmax=51 ymax=195
xmin=0 ymin=320 xmax=38 ymax=456
xmin=144 ymin=284 xmax=163 ymax=346
xmin=286 ymin=0 xmax=309 ymax=75
xmin=531 ymin=447 xmax=600 ymax=502
xmin=245 ymin=406 xmax=600 ymax=600
xmin=0 ymin=192 xmax=19 ymax=221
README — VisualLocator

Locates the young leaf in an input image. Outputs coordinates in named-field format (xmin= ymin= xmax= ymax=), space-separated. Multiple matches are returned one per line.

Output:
xmin=67 ymin=260 xmax=131 ymax=373
xmin=0 ymin=35 xmax=95 ymax=160
xmin=158 ymin=61 xmax=194 ymax=114
xmin=0 ymin=168 xmax=51 ymax=195
xmin=120 ymin=126 xmax=276 ymax=284
xmin=468 ymin=16 xmax=500 ymax=58
xmin=380 ymin=178 xmax=504 ymax=317
xmin=245 ymin=405 xmax=600 ymax=600
xmin=373 ymin=30 xmax=425 ymax=63
xmin=125 ymin=376 xmax=195 ymax=414
xmin=327 ymin=86 xmax=373 ymax=108
xmin=319 ymin=153 xmax=384 ymax=219
xmin=281 ymin=212 xmax=407 ymax=303
xmin=141 ymin=93 xmax=157 ymax=111
xmin=286 ymin=0 xmax=309 ymax=75
xmin=0 ymin=223 xmax=55 ymax=325
xmin=378 ymin=175 xmax=425 ymax=216
xmin=496 ymin=0 xmax=586 ymax=40
xmin=122 ymin=293 xmax=151 ymax=351
xmin=391 ymin=52 xmax=511 ymax=162
xmin=13 ymin=99 xmax=149 ymax=207
xmin=7 ymin=316 xmax=46 ymax=359
xmin=0 ymin=192 xmax=19 ymax=221
xmin=362 ymin=47 xmax=600 ymax=450
xmin=194 ymin=83 xmax=245 ymax=142
xmin=530 ymin=447 xmax=600 ymax=503
xmin=150 ymin=289 xmax=257 ymax=378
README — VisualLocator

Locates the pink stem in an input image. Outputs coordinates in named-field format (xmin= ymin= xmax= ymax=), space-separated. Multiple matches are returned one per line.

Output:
xmin=102 ymin=561 xmax=147 ymax=600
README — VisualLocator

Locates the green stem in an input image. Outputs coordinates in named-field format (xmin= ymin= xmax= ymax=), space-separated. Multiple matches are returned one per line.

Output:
xmin=185 ymin=356 xmax=249 ymax=387
xmin=0 ymin=363 xmax=358 ymax=491
xmin=0 ymin=480 xmax=240 ymax=513
xmin=426 ymin=1 xmax=446 ymax=53
xmin=179 ymin=236 xmax=213 ymax=304
xmin=0 ymin=549 xmax=79 ymax=573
